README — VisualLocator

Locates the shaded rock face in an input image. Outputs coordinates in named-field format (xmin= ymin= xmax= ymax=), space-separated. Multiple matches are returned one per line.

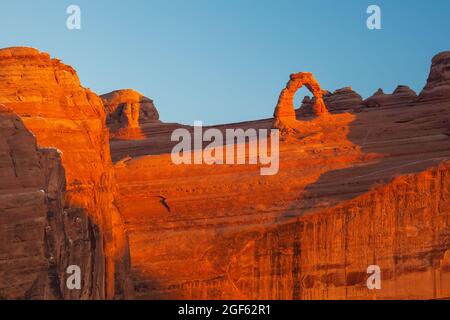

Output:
xmin=300 ymin=84 xmax=419 ymax=115
xmin=230 ymin=163 xmax=450 ymax=299
xmin=114 ymin=114 xmax=362 ymax=299
xmin=0 ymin=105 xmax=112 ymax=300
xmin=300 ymin=87 xmax=364 ymax=115
xmin=0 ymin=47 xmax=132 ymax=299
xmin=111 ymin=51 xmax=450 ymax=300
xmin=325 ymin=87 xmax=364 ymax=112
xmin=113 ymin=105 xmax=450 ymax=299
xmin=101 ymin=89 xmax=159 ymax=140
xmin=419 ymin=51 xmax=450 ymax=101
xmin=364 ymin=86 xmax=417 ymax=108
xmin=0 ymin=105 xmax=65 ymax=299
xmin=274 ymin=72 xmax=328 ymax=131
xmin=1 ymin=46 xmax=449 ymax=301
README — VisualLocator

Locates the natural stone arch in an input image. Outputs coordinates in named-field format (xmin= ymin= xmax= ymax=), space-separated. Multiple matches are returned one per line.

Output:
xmin=273 ymin=72 xmax=328 ymax=130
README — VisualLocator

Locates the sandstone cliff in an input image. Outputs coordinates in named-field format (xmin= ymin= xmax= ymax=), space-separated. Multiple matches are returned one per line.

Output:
xmin=111 ymin=51 xmax=450 ymax=300
xmin=0 ymin=105 xmax=66 ymax=299
xmin=1 ymin=47 xmax=449 ymax=300
xmin=0 ymin=47 xmax=132 ymax=299
xmin=0 ymin=105 xmax=119 ymax=299
xmin=228 ymin=163 xmax=450 ymax=299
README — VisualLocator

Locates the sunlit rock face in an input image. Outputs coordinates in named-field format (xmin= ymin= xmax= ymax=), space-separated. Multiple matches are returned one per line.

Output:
xmin=101 ymin=89 xmax=159 ymax=140
xmin=111 ymin=52 xmax=450 ymax=300
xmin=419 ymin=51 xmax=450 ymax=101
xmin=228 ymin=163 xmax=450 ymax=300
xmin=274 ymin=72 xmax=328 ymax=132
xmin=0 ymin=47 xmax=133 ymax=299
xmin=0 ymin=46 xmax=449 ymax=301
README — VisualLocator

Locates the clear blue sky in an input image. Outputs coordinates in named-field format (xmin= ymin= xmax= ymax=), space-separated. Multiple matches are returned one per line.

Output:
xmin=1 ymin=0 xmax=449 ymax=125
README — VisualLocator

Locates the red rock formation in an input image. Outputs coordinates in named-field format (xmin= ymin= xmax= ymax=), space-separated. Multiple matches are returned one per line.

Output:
xmin=230 ymin=163 xmax=450 ymax=299
xmin=1 ymin=47 xmax=449 ymax=301
xmin=114 ymin=113 xmax=362 ymax=299
xmin=300 ymin=87 xmax=364 ymax=115
xmin=419 ymin=51 xmax=450 ymax=101
xmin=0 ymin=105 xmax=118 ymax=300
xmin=364 ymin=86 xmax=417 ymax=108
xmin=101 ymin=89 xmax=159 ymax=140
xmin=111 ymin=52 xmax=450 ymax=299
xmin=274 ymin=72 xmax=328 ymax=131
xmin=0 ymin=47 xmax=132 ymax=299
xmin=325 ymin=87 xmax=365 ymax=112
xmin=0 ymin=105 xmax=65 ymax=299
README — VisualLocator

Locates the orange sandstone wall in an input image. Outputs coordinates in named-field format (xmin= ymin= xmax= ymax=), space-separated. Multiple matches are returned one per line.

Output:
xmin=116 ymin=158 xmax=449 ymax=299
xmin=0 ymin=47 xmax=132 ymax=299
xmin=113 ymin=92 xmax=450 ymax=299
xmin=228 ymin=163 xmax=450 ymax=300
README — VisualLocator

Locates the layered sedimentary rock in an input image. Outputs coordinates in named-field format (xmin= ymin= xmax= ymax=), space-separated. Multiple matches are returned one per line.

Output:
xmin=101 ymin=89 xmax=159 ymax=140
xmin=364 ymin=86 xmax=417 ymax=108
xmin=300 ymin=87 xmax=364 ymax=115
xmin=419 ymin=51 xmax=450 ymax=101
xmin=298 ymin=96 xmax=313 ymax=117
xmin=114 ymin=113 xmax=363 ymax=299
xmin=325 ymin=87 xmax=364 ymax=112
xmin=0 ymin=47 xmax=132 ymax=299
xmin=0 ymin=105 xmax=112 ymax=300
xmin=111 ymin=51 xmax=450 ymax=300
xmin=364 ymin=88 xmax=384 ymax=108
xmin=2 ymin=48 xmax=444 ymax=301
xmin=0 ymin=105 xmax=65 ymax=299
xmin=230 ymin=163 xmax=450 ymax=299
xmin=274 ymin=72 xmax=328 ymax=131
xmin=113 ymin=94 xmax=450 ymax=299
xmin=1 ymin=46 xmax=449 ymax=300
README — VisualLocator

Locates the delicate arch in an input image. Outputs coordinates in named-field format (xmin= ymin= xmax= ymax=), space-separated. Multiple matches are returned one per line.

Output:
xmin=273 ymin=72 xmax=328 ymax=130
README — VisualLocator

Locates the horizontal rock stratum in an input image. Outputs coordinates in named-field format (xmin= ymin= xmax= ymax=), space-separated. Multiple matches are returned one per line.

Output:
xmin=0 ymin=47 xmax=449 ymax=300
xmin=112 ymin=51 xmax=450 ymax=300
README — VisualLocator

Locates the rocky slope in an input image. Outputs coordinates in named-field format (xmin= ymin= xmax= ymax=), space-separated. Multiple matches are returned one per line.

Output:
xmin=0 ymin=47 xmax=132 ymax=299
xmin=111 ymin=51 xmax=450 ymax=299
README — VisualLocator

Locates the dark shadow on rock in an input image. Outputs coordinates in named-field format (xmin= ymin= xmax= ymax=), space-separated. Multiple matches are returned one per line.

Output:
xmin=279 ymin=99 xmax=450 ymax=221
